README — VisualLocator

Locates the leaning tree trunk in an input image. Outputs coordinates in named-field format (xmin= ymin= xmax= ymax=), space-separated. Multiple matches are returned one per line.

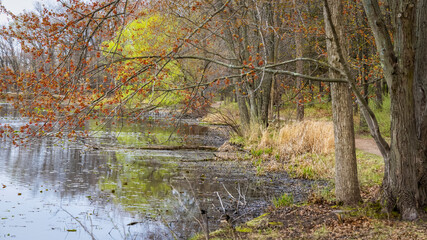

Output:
xmin=324 ymin=0 xmax=361 ymax=205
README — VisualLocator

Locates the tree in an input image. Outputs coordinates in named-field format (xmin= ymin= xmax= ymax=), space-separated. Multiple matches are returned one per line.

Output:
xmin=323 ymin=0 xmax=427 ymax=219
xmin=294 ymin=0 xmax=305 ymax=121
xmin=361 ymin=0 xmax=427 ymax=219
xmin=323 ymin=0 xmax=361 ymax=205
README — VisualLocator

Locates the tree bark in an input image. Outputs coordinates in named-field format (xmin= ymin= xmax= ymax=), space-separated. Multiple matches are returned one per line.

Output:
xmin=324 ymin=0 xmax=361 ymax=205
xmin=415 ymin=0 xmax=427 ymax=208
xmin=362 ymin=0 xmax=424 ymax=219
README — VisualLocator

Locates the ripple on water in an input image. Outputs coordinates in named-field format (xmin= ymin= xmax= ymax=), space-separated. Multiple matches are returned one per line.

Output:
xmin=0 ymin=119 xmax=315 ymax=239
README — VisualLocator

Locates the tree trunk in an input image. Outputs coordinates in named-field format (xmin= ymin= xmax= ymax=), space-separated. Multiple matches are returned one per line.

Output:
xmin=359 ymin=65 xmax=369 ymax=132
xmin=362 ymin=0 xmax=423 ymax=219
xmin=220 ymin=0 xmax=250 ymax=130
xmin=234 ymin=78 xmax=250 ymax=128
xmin=269 ymin=76 xmax=275 ymax=120
xmin=375 ymin=79 xmax=383 ymax=110
xmin=258 ymin=1 xmax=275 ymax=127
xmin=415 ymin=0 xmax=427 ymax=208
xmin=324 ymin=0 xmax=361 ymax=205
xmin=295 ymin=26 xmax=304 ymax=121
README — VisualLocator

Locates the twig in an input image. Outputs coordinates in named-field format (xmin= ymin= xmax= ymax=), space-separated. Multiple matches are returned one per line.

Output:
xmin=236 ymin=184 xmax=241 ymax=212
xmin=216 ymin=192 xmax=226 ymax=213
xmin=222 ymin=183 xmax=236 ymax=200
xmin=61 ymin=207 xmax=98 ymax=240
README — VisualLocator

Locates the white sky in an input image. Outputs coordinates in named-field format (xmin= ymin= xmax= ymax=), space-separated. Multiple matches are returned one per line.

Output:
xmin=0 ymin=0 xmax=54 ymax=24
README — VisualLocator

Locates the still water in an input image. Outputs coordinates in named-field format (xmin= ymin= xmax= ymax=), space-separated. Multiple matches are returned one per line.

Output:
xmin=0 ymin=104 xmax=312 ymax=239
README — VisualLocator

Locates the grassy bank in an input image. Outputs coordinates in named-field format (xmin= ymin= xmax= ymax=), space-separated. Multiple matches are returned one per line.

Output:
xmin=196 ymin=99 xmax=427 ymax=239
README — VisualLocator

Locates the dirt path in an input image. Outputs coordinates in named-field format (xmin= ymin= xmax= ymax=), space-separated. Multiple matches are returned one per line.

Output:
xmin=355 ymin=138 xmax=382 ymax=156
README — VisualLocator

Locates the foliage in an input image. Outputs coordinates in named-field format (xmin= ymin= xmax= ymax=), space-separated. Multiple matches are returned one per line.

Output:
xmin=229 ymin=134 xmax=245 ymax=146
xmin=103 ymin=14 xmax=188 ymax=107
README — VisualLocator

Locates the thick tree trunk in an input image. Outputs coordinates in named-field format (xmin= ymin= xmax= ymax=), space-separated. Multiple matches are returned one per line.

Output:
xmin=248 ymin=87 xmax=259 ymax=124
xmin=269 ymin=76 xmax=275 ymax=120
xmin=386 ymin=74 xmax=419 ymax=219
xmin=324 ymin=0 xmax=361 ymax=205
xmin=415 ymin=0 xmax=427 ymax=208
xmin=362 ymin=0 xmax=423 ymax=219
xmin=259 ymin=73 xmax=273 ymax=127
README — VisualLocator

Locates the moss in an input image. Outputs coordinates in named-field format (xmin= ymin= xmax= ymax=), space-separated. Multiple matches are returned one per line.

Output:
xmin=235 ymin=226 xmax=253 ymax=233
xmin=268 ymin=221 xmax=283 ymax=226
xmin=246 ymin=213 xmax=269 ymax=227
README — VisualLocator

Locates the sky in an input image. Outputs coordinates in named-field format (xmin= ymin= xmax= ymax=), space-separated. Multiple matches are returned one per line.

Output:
xmin=0 ymin=0 xmax=54 ymax=24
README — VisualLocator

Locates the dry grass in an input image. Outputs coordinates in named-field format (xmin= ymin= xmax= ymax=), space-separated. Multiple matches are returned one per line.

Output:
xmin=253 ymin=121 xmax=335 ymax=179
xmin=260 ymin=120 xmax=334 ymax=156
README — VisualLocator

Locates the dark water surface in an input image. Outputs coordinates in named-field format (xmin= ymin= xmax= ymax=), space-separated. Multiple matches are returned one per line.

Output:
xmin=0 ymin=103 xmax=313 ymax=239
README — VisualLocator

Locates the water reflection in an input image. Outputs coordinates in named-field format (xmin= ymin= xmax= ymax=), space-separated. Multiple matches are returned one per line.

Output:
xmin=91 ymin=118 xmax=225 ymax=147
xmin=0 ymin=137 xmax=313 ymax=239
xmin=0 ymin=103 xmax=313 ymax=239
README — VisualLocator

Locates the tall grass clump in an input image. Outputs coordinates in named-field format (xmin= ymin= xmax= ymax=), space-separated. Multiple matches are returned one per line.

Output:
xmin=257 ymin=120 xmax=335 ymax=179
xmin=259 ymin=120 xmax=334 ymax=157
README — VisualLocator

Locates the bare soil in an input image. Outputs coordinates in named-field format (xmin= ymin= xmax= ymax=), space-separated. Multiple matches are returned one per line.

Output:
xmin=355 ymin=138 xmax=382 ymax=156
